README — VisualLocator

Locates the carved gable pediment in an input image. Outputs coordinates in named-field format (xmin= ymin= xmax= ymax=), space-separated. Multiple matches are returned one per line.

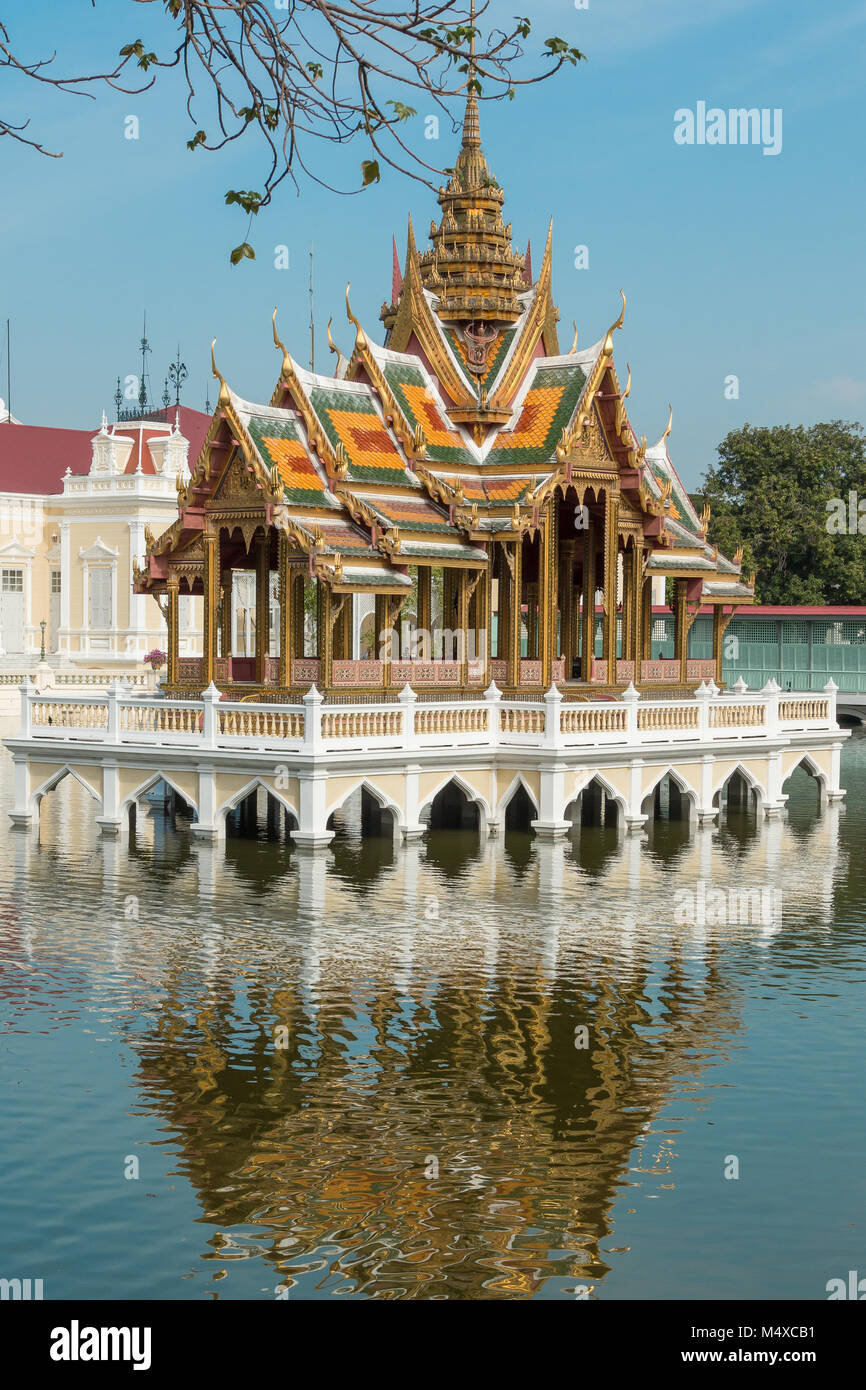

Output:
xmin=211 ymin=452 xmax=264 ymax=506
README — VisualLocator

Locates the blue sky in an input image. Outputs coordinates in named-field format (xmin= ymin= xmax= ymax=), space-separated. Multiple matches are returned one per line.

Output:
xmin=1 ymin=0 xmax=864 ymax=489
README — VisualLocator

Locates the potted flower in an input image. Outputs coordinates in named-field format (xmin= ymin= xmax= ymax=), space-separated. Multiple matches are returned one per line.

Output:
xmin=144 ymin=648 xmax=166 ymax=672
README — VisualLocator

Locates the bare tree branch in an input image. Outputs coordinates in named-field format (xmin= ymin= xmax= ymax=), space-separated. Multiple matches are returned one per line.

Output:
xmin=0 ymin=3 xmax=585 ymax=260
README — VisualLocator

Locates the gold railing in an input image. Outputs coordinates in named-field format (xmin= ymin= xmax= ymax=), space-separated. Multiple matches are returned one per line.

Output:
xmin=321 ymin=710 xmax=403 ymax=739
xmin=31 ymin=701 xmax=109 ymax=730
xmin=637 ymin=705 xmax=699 ymax=731
xmin=561 ymin=706 xmax=628 ymax=734
xmin=415 ymin=707 xmax=489 ymax=736
xmin=500 ymin=707 xmax=545 ymax=734
xmin=709 ymin=704 xmax=765 ymax=728
xmin=219 ymin=708 xmax=304 ymax=740
xmin=780 ymin=698 xmax=829 ymax=722
xmin=120 ymin=704 xmax=201 ymax=735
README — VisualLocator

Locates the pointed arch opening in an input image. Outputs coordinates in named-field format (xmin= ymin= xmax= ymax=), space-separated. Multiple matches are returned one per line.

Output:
xmin=713 ymin=767 xmax=762 ymax=820
xmin=566 ymin=775 xmax=622 ymax=830
xmin=326 ymin=783 xmax=399 ymax=840
xmin=502 ymin=778 xmax=538 ymax=834
xmin=782 ymin=755 xmax=826 ymax=815
xmin=222 ymin=780 xmax=298 ymax=842
xmin=421 ymin=776 xmax=484 ymax=833
xmin=641 ymin=770 xmax=697 ymax=824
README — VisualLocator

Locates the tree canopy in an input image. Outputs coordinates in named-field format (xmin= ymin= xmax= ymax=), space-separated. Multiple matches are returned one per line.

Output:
xmin=700 ymin=421 xmax=866 ymax=605
xmin=0 ymin=2 xmax=584 ymax=263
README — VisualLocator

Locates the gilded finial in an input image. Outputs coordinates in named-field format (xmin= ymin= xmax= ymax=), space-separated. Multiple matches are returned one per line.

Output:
xmin=345 ymin=283 xmax=367 ymax=349
xmin=662 ymin=403 xmax=673 ymax=443
xmin=603 ymin=290 xmax=627 ymax=357
xmin=326 ymin=317 xmax=343 ymax=360
xmin=210 ymin=339 xmax=230 ymax=406
xmin=334 ymin=442 xmax=349 ymax=479
xmin=700 ymin=502 xmax=711 ymax=531
xmin=411 ymin=422 xmax=427 ymax=460
xmin=569 ymin=320 xmax=578 ymax=354
xmin=272 ymin=308 xmax=294 ymax=381
xmin=734 ymin=545 xmax=744 ymax=567
xmin=623 ymin=363 xmax=632 ymax=400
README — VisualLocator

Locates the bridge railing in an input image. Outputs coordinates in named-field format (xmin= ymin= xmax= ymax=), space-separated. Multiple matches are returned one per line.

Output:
xmin=13 ymin=675 xmax=839 ymax=756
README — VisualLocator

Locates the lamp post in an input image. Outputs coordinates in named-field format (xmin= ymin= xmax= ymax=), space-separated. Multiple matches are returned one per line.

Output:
xmin=40 ymin=619 xmax=46 ymax=662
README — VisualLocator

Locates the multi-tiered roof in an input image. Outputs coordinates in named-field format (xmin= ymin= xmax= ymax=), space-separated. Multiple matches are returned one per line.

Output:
xmin=140 ymin=91 xmax=752 ymax=635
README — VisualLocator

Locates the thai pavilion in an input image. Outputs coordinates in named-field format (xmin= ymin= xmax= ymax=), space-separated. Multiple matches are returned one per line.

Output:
xmin=135 ymin=92 xmax=754 ymax=702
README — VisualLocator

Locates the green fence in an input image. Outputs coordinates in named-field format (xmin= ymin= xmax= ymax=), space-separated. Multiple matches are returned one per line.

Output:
xmin=721 ymin=616 xmax=866 ymax=692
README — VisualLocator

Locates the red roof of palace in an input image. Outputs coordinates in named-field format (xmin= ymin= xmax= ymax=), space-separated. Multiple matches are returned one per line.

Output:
xmin=0 ymin=421 xmax=93 ymax=493
xmin=0 ymin=407 xmax=211 ymax=495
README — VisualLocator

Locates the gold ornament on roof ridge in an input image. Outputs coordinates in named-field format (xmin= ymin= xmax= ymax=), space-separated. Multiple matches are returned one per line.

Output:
xmin=272 ymin=308 xmax=295 ymax=381
xmin=603 ymin=290 xmax=627 ymax=357
xmin=345 ymin=284 xmax=367 ymax=349
xmin=210 ymin=339 xmax=230 ymax=406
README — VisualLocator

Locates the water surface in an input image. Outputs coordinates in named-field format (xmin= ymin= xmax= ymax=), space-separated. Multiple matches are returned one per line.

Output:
xmin=1 ymin=737 xmax=864 ymax=1300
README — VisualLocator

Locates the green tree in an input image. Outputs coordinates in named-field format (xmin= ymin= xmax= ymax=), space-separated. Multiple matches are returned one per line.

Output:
xmin=700 ymin=421 xmax=866 ymax=604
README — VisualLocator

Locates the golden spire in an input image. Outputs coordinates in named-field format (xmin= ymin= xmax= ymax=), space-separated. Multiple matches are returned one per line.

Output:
xmin=417 ymin=2 xmax=526 ymax=326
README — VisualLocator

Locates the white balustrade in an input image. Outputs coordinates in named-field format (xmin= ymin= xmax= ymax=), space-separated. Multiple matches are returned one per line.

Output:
xmin=14 ymin=677 xmax=842 ymax=756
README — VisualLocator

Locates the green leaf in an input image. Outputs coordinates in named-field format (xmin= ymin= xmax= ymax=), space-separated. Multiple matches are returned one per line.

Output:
xmin=186 ymin=129 xmax=206 ymax=151
xmin=230 ymin=242 xmax=256 ymax=266
xmin=224 ymin=188 xmax=263 ymax=214
xmin=119 ymin=38 xmax=157 ymax=70
xmin=361 ymin=159 xmax=380 ymax=186
xmin=386 ymin=101 xmax=418 ymax=122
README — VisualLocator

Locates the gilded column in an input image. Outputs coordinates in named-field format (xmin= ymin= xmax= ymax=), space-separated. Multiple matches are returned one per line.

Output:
xmin=713 ymin=605 xmax=730 ymax=686
xmin=254 ymin=531 xmax=270 ymax=685
xmin=508 ymin=539 xmax=523 ymax=688
xmin=203 ymin=529 xmax=218 ymax=686
xmin=581 ymin=517 xmax=595 ymax=682
xmin=278 ymin=535 xmax=291 ymax=688
xmin=527 ymin=583 xmax=537 ymax=659
xmin=603 ymin=492 xmax=620 ymax=685
xmin=292 ymin=573 xmax=306 ymax=659
xmin=219 ymin=567 xmax=232 ymax=663
xmin=621 ymin=546 xmax=635 ymax=671
xmin=167 ymin=572 xmax=180 ymax=688
xmin=317 ymin=580 xmax=333 ymax=690
xmin=442 ymin=569 xmax=455 ymax=659
xmin=632 ymin=543 xmax=645 ymax=684
xmin=561 ymin=539 xmax=575 ymax=681
xmin=674 ymin=577 xmax=689 ymax=686
xmin=642 ymin=574 xmax=653 ymax=660
xmin=475 ymin=560 xmax=491 ymax=686
xmin=417 ymin=566 xmax=431 ymax=649
xmin=457 ymin=570 xmax=469 ymax=687
xmin=539 ymin=500 xmax=559 ymax=687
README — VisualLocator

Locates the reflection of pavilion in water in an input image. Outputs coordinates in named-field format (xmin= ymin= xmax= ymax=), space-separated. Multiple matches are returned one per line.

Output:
xmin=9 ymin=775 xmax=844 ymax=1298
